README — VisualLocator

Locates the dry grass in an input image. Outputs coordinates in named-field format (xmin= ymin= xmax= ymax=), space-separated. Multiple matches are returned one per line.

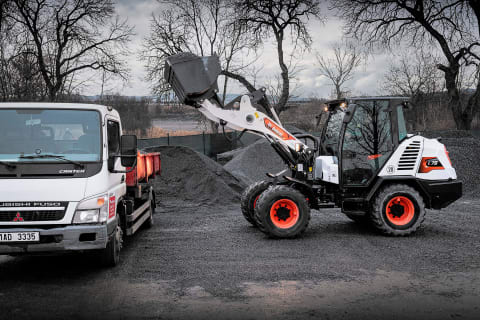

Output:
xmin=126 ymin=127 xmax=202 ymax=138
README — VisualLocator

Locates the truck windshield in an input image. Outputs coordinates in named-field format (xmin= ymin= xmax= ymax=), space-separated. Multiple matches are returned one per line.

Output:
xmin=0 ymin=109 xmax=101 ymax=162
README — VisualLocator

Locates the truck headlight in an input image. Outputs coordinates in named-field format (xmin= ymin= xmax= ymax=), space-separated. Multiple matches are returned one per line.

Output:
xmin=73 ymin=194 xmax=108 ymax=224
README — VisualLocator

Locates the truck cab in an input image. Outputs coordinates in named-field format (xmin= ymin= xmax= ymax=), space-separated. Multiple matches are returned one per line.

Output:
xmin=0 ymin=103 xmax=157 ymax=266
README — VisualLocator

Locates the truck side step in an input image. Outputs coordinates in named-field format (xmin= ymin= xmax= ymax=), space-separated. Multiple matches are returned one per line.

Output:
xmin=127 ymin=201 xmax=150 ymax=223
xmin=126 ymin=210 xmax=151 ymax=236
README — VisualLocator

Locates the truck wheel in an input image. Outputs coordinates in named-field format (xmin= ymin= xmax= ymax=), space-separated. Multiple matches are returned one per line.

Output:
xmin=101 ymin=225 xmax=123 ymax=267
xmin=144 ymin=201 xmax=154 ymax=229
xmin=370 ymin=184 xmax=425 ymax=236
xmin=240 ymin=180 xmax=271 ymax=227
xmin=254 ymin=185 xmax=310 ymax=238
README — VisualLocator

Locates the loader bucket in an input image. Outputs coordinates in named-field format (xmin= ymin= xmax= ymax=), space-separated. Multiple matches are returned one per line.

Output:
xmin=164 ymin=53 xmax=221 ymax=105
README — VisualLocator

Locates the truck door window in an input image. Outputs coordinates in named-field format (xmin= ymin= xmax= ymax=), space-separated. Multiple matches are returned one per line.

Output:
xmin=107 ymin=120 xmax=120 ymax=156
xmin=341 ymin=100 xmax=394 ymax=185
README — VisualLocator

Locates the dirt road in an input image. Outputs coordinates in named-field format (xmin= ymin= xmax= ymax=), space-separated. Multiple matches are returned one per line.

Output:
xmin=1 ymin=198 xmax=479 ymax=319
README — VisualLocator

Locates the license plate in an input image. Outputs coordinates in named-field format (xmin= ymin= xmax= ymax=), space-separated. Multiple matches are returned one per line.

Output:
xmin=0 ymin=232 xmax=40 ymax=243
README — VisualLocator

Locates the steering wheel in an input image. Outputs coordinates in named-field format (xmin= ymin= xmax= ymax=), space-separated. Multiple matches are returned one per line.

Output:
xmin=60 ymin=149 xmax=91 ymax=154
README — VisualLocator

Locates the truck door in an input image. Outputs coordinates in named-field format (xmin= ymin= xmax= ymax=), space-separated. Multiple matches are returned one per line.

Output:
xmin=340 ymin=100 xmax=394 ymax=187
xmin=106 ymin=118 xmax=125 ymax=220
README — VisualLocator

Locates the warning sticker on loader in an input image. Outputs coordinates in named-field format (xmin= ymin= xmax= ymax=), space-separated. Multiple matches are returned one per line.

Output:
xmin=386 ymin=165 xmax=395 ymax=174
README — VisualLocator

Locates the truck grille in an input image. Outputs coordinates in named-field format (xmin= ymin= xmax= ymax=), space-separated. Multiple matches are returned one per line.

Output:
xmin=0 ymin=210 xmax=66 ymax=222
xmin=397 ymin=141 xmax=421 ymax=171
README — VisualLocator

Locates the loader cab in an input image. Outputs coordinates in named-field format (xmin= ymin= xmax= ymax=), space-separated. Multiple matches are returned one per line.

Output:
xmin=339 ymin=97 xmax=409 ymax=188
xmin=319 ymin=97 xmax=409 ymax=190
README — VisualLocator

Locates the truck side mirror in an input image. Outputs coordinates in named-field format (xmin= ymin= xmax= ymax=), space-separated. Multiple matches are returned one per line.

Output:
xmin=120 ymin=135 xmax=137 ymax=167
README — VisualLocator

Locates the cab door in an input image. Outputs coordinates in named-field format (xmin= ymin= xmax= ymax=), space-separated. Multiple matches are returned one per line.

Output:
xmin=105 ymin=117 xmax=126 ymax=221
xmin=340 ymin=100 xmax=395 ymax=188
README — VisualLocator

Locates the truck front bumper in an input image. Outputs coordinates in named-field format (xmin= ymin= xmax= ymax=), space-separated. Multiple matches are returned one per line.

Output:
xmin=0 ymin=224 xmax=108 ymax=254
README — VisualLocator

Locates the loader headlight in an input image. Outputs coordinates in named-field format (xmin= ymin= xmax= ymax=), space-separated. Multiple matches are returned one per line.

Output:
xmin=73 ymin=194 xmax=108 ymax=224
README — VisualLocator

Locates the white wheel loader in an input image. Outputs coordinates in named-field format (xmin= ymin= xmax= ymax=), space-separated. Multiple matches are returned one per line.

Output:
xmin=164 ymin=53 xmax=462 ymax=238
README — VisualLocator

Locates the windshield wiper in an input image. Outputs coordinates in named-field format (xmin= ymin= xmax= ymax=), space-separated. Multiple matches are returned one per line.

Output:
xmin=0 ymin=161 xmax=16 ymax=169
xmin=18 ymin=154 xmax=85 ymax=168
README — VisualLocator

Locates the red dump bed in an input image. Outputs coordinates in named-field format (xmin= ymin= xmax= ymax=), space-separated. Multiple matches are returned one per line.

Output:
xmin=126 ymin=151 xmax=161 ymax=187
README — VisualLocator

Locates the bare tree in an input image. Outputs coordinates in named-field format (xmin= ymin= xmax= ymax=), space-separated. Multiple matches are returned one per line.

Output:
xmin=235 ymin=0 xmax=322 ymax=114
xmin=6 ymin=0 xmax=133 ymax=101
xmin=382 ymin=50 xmax=443 ymax=97
xmin=315 ymin=42 xmax=363 ymax=99
xmin=336 ymin=0 xmax=480 ymax=130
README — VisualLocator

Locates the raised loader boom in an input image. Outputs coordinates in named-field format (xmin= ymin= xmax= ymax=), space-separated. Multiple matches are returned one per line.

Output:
xmin=164 ymin=53 xmax=315 ymax=169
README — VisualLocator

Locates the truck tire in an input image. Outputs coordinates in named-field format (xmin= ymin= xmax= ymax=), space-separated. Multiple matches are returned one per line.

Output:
xmin=144 ymin=200 xmax=154 ymax=229
xmin=254 ymin=185 xmax=310 ymax=238
xmin=370 ymin=184 xmax=426 ymax=236
xmin=100 ymin=225 xmax=123 ymax=267
xmin=240 ymin=180 xmax=271 ymax=227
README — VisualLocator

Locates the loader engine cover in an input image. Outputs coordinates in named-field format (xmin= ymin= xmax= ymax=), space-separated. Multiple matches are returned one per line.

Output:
xmin=164 ymin=53 xmax=221 ymax=105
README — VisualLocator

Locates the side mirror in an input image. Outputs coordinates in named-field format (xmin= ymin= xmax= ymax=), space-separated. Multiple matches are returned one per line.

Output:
xmin=120 ymin=135 xmax=137 ymax=167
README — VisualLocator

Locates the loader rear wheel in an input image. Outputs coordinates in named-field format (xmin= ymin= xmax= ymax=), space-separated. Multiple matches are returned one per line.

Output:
xmin=240 ymin=180 xmax=271 ymax=227
xmin=371 ymin=184 xmax=425 ymax=236
xmin=254 ymin=185 xmax=310 ymax=238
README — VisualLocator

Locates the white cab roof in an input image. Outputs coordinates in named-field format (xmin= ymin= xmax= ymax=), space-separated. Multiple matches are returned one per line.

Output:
xmin=0 ymin=102 xmax=120 ymax=118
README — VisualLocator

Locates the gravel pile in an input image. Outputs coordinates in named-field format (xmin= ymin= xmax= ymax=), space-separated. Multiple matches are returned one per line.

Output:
xmin=224 ymin=139 xmax=287 ymax=185
xmin=441 ymin=137 xmax=480 ymax=197
xmin=143 ymin=146 xmax=246 ymax=204
xmin=216 ymin=147 xmax=245 ymax=165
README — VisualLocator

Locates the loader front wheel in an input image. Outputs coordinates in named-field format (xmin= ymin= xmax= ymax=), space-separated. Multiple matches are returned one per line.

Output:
xmin=254 ymin=185 xmax=310 ymax=238
xmin=370 ymin=184 xmax=425 ymax=236
xmin=240 ymin=180 xmax=272 ymax=227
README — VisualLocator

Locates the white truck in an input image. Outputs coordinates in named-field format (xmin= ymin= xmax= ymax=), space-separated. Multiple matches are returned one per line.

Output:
xmin=0 ymin=103 xmax=160 ymax=266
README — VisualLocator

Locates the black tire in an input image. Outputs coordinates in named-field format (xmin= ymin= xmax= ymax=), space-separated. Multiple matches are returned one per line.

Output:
xmin=370 ymin=184 xmax=426 ymax=236
xmin=240 ymin=180 xmax=271 ymax=227
xmin=144 ymin=200 xmax=154 ymax=229
xmin=254 ymin=185 xmax=310 ymax=238
xmin=100 ymin=225 xmax=123 ymax=267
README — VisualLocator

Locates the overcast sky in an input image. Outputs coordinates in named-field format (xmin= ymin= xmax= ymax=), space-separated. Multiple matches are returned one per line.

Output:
xmin=109 ymin=0 xmax=393 ymax=99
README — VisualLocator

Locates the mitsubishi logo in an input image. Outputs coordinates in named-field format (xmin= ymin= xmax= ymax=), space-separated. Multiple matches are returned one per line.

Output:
xmin=13 ymin=212 xmax=24 ymax=222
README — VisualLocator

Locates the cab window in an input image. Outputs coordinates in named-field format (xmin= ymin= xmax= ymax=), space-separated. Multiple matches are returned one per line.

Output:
xmin=397 ymin=105 xmax=408 ymax=142
xmin=107 ymin=120 xmax=120 ymax=156
xmin=322 ymin=108 xmax=345 ymax=157
xmin=341 ymin=100 xmax=394 ymax=185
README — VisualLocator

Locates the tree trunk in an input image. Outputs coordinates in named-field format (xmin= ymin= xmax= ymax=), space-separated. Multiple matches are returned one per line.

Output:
xmin=443 ymin=67 xmax=467 ymax=129
xmin=274 ymin=31 xmax=289 ymax=115
xmin=462 ymin=77 xmax=480 ymax=130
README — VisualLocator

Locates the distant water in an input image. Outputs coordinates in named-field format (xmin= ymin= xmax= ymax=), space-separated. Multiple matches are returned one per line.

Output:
xmin=151 ymin=117 xmax=204 ymax=132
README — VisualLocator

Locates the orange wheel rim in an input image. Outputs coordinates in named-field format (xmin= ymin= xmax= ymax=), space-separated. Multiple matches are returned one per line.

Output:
xmin=386 ymin=196 xmax=415 ymax=226
xmin=254 ymin=195 xmax=260 ymax=208
xmin=269 ymin=199 xmax=300 ymax=229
